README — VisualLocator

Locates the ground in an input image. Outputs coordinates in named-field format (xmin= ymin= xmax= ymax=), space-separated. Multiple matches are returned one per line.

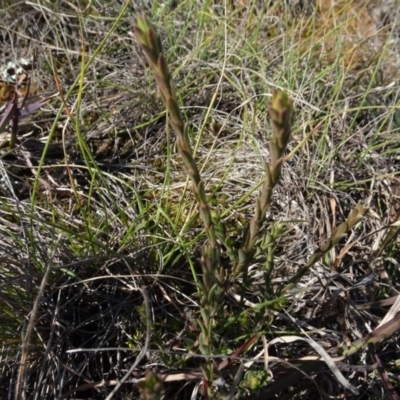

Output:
xmin=1 ymin=0 xmax=400 ymax=399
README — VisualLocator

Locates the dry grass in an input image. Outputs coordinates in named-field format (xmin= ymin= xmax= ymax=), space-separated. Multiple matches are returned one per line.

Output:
xmin=1 ymin=0 xmax=400 ymax=399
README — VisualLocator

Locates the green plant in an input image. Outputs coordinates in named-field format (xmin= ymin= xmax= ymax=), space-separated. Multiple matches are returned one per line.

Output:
xmin=133 ymin=14 xmax=371 ymax=398
xmin=134 ymin=16 xmax=223 ymax=394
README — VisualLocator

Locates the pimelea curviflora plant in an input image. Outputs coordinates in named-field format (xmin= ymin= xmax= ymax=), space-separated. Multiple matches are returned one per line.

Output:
xmin=133 ymin=14 xmax=370 ymax=398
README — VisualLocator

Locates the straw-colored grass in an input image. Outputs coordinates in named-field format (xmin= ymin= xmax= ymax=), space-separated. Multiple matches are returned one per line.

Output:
xmin=1 ymin=0 xmax=400 ymax=398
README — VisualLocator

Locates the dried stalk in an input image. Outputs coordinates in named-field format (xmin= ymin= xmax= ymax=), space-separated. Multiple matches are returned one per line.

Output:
xmin=280 ymin=205 xmax=368 ymax=294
